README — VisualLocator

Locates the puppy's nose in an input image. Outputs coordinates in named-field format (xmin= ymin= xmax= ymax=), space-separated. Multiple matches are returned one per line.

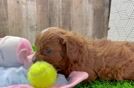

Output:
xmin=32 ymin=56 xmax=37 ymax=63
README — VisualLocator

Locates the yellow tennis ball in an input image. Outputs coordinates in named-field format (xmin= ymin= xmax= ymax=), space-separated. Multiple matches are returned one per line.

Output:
xmin=27 ymin=61 xmax=57 ymax=88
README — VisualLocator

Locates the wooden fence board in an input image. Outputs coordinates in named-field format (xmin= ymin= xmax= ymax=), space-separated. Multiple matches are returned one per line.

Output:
xmin=0 ymin=0 xmax=8 ymax=37
xmin=7 ymin=0 xmax=23 ymax=36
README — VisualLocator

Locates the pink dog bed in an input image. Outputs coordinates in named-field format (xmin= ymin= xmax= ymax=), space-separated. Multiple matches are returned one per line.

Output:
xmin=2 ymin=84 xmax=32 ymax=88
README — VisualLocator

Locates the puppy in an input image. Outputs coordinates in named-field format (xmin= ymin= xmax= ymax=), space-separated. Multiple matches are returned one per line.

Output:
xmin=35 ymin=27 xmax=134 ymax=82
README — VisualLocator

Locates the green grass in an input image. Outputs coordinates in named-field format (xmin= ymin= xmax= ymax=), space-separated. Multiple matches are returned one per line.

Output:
xmin=32 ymin=44 xmax=38 ymax=51
xmin=75 ymin=80 xmax=134 ymax=88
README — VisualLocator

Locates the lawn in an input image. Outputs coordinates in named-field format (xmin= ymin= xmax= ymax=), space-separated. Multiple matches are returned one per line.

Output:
xmin=75 ymin=80 xmax=134 ymax=88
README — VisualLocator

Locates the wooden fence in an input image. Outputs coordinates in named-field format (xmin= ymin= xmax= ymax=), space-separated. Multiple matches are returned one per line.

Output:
xmin=0 ymin=0 xmax=111 ymax=43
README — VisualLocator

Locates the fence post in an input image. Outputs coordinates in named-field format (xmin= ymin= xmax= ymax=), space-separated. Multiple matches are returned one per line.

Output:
xmin=92 ymin=0 xmax=111 ymax=39
xmin=0 ymin=0 xmax=8 ymax=37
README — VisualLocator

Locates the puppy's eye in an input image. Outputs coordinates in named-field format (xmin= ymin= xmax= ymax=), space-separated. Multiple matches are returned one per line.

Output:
xmin=44 ymin=48 xmax=52 ymax=55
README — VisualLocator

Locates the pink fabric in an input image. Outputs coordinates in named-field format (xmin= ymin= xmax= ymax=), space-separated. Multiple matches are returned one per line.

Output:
xmin=17 ymin=38 xmax=33 ymax=57
xmin=2 ymin=84 xmax=33 ymax=88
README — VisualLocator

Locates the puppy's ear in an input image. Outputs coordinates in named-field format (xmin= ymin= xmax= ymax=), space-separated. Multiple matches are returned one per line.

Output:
xmin=63 ymin=35 xmax=84 ymax=63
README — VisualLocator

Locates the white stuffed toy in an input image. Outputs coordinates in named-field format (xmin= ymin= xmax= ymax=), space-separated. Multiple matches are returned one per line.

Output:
xmin=0 ymin=36 xmax=33 ymax=67
xmin=0 ymin=36 xmax=34 ymax=87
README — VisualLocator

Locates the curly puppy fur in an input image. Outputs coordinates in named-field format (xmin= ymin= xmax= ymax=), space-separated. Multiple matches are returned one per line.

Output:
xmin=35 ymin=27 xmax=134 ymax=82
